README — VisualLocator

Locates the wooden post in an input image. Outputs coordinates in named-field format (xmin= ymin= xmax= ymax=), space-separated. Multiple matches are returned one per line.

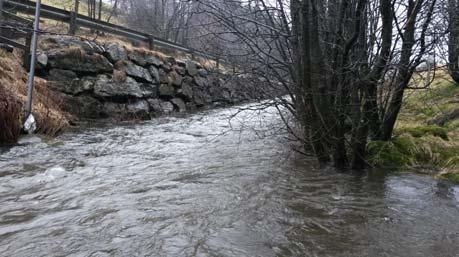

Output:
xmin=216 ymin=58 xmax=220 ymax=69
xmin=69 ymin=0 xmax=79 ymax=35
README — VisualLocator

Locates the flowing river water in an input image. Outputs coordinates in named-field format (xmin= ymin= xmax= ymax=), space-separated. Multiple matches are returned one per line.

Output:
xmin=1 ymin=104 xmax=459 ymax=257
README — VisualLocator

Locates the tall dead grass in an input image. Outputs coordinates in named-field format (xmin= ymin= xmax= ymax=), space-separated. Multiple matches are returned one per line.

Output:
xmin=0 ymin=49 xmax=70 ymax=144
xmin=0 ymin=84 xmax=22 ymax=144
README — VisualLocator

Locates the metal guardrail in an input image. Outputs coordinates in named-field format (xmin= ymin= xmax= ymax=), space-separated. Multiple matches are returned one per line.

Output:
xmin=3 ymin=0 xmax=221 ymax=62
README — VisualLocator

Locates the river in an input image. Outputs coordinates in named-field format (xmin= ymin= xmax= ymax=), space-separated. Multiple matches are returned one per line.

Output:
xmin=1 ymin=104 xmax=459 ymax=257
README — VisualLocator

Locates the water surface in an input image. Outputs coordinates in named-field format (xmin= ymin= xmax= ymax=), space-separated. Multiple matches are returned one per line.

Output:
xmin=1 ymin=105 xmax=459 ymax=257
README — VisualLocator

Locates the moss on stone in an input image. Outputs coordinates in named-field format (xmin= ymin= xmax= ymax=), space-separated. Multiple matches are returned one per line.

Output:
xmin=367 ymin=139 xmax=413 ymax=167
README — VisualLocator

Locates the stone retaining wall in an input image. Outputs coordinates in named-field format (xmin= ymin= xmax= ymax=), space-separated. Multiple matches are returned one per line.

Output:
xmin=36 ymin=36 xmax=263 ymax=120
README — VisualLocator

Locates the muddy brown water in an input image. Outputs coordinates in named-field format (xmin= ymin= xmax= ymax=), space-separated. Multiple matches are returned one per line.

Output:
xmin=1 ymin=104 xmax=459 ymax=257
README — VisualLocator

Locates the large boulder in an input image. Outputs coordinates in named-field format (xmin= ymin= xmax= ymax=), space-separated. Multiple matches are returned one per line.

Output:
xmin=158 ymin=84 xmax=175 ymax=98
xmin=48 ymin=69 xmax=78 ymax=81
xmin=169 ymin=71 xmax=183 ymax=87
xmin=128 ymin=52 xmax=147 ymax=66
xmin=48 ymin=49 xmax=113 ymax=73
xmin=148 ymin=66 xmax=160 ymax=83
xmin=145 ymin=55 xmax=163 ymax=67
xmin=186 ymin=61 xmax=198 ymax=76
xmin=158 ymin=69 xmax=169 ymax=84
xmin=126 ymin=62 xmax=153 ymax=83
xmin=64 ymin=78 xmax=95 ymax=96
xmin=126 ymin=100 xmax=150 ymax=119
xmin=48 ymin=70 xmax=95 ymax=95
xmin=193 ymin=89 xmax=213 ymax=107
xmin=61 ymin=95 xmax=105 ymax=118
xmin=147 ymin=99 xmax=175 ymax=115
xmin=103 ymin=102 xmax=127 ymax=116
xmin=42 ymin=36 xmax=105 ymax=54
xmin=177 ymin=77 xmax=194 ymax=101
xmin=93 ymin=75 xmax=155 ymax=100
xmin=104 ymin=43 xmax=128 ymax=63
xmin=193 ymin=76 xmax=209 ymax=88
xmin=147 ymin=99 xmax=163 ymax=116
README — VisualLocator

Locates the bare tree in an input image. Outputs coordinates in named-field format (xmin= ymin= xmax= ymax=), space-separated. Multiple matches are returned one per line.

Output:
xmin=192 ymin=0 xmax=442 ymax=169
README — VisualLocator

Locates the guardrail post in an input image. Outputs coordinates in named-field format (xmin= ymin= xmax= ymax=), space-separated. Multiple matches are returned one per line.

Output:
xmin=69 ymin=0 xmax=79 ymax=35
xmin=69 ymin=12 xmax=77 ymax=35
xmin=0 ymin=0 xmax=3 ymax=37
xmin=23 ymin=32 xmax=32 ymax=69
xmin=148 ymin=35 xmax=154 ymax=50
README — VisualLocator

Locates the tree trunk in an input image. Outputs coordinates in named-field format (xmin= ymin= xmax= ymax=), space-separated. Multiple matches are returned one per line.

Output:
xmin=380 ymin=0 xmax=423 ymax=140
xmin=449 ymin=0 xmax=459 ymax=83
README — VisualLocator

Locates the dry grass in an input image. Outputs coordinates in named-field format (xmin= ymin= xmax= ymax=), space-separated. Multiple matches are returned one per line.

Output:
xmin=0 ymin=49 xmax=70 ymax=143
xmin=0 ymin=84 xmax=22 ymax=145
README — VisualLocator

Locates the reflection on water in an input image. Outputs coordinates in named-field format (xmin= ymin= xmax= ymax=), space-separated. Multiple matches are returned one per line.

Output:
xmin=0 ymin=104 xmax=458 ymax=257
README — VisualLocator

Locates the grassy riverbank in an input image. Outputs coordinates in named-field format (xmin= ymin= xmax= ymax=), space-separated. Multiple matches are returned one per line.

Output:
xmin=368 ymin=70 xmax=459 ymax=181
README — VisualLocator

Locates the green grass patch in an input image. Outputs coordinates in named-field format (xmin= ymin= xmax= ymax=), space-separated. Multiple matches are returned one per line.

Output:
xmin=401 ymin=80 xmax=459 ymax=125
xmin=397 ymin=125 xmax=449 ymax=140
xmin=368 ymin=135 xmax=459 ymax=169
xmin=438 ymin=172 xmax=459 ymax=183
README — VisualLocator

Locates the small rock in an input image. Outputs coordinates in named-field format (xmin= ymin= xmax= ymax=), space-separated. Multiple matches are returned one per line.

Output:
xmin=198 ymin=68 xmax=209 ymax=77
xmin=171 ymin=98 xmax=187 ymax=112
xmin=161 ymin=63 xmax=172 ymax=72
xmin=166 ymin=57 xmax=176 ymax=65
xmin=37 ymin=53 xmax=48 ymax=68
xmin=160 ymin=101 xmax=174 ymax=114
xmin=176 ymin=60 xmax=186 ymax=67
